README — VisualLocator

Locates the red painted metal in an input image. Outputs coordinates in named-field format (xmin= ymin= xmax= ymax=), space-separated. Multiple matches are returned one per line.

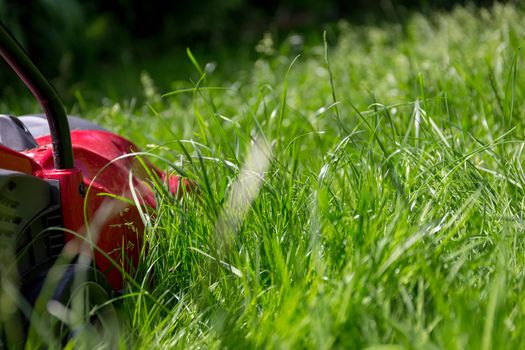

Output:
xmin=16 ymin=129 xmax=188 ymax=291
xmin=41 ymin=168 xmax=84 ymax=234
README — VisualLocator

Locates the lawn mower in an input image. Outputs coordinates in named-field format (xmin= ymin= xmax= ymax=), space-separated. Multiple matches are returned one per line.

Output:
xmin=0 ymin=23 xmax=186 ymax=347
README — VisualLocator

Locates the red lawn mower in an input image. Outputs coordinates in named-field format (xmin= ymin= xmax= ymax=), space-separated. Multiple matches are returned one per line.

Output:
xmin=0 ymin=23 xmax=185 ymax=346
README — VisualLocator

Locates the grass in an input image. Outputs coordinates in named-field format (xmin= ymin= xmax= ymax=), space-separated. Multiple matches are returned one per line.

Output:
xmin=3 ymin=2 xmax=525 ymax=349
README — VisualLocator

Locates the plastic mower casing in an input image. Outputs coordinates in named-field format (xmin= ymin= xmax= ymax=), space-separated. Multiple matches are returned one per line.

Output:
xmin=0 ymin=23 xmax=185 ymax=299
xmin=2 ymin=122 xmax=180 ymax=292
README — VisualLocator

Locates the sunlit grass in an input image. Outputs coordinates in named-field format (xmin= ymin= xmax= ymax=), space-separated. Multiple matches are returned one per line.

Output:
xmin=100 ymin=3 xmax=525 ymax=349
xmin=3 ymin=2 xmax=525 ymax=349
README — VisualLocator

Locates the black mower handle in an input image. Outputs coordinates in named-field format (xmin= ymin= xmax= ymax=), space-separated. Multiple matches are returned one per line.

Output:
xmin=0 ymin=23 xmax=74 ymax=169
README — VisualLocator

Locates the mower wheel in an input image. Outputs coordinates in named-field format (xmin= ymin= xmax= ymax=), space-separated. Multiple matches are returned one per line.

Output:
xmin=26 ymin=263 xmax=120 ymax=349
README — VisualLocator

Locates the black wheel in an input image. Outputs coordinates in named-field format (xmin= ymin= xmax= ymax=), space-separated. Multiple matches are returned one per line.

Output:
xmin=25 ymin=263 xmax=120 ymax=349
xmin=52 ymin=264 xmax=120 ymax=349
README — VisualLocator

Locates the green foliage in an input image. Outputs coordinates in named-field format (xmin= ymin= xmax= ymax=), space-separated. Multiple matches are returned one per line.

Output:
xmin=68 ymin=3 xmax=525 ymax=348
xmin=5 ymin=1 xmax=525 ymax=348
xmin=0 ymin=0 xmax=508 ymax=93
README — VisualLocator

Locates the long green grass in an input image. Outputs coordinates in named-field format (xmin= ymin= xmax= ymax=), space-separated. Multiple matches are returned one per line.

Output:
xmin=96 ymin=3 xmax=525 ymax=349
xmin=6 ymin=2 xmax=525 ymax=349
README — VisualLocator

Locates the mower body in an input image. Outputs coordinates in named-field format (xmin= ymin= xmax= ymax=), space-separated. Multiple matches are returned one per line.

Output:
xmin=0 ymin=21 xmax=188 ymax=347
xmin=0 ymin=117 xmax=172 ymax=292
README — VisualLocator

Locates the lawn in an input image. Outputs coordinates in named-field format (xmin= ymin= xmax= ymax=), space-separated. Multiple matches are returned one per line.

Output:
xmin=10 ymin=2 xmax=525 ymax=349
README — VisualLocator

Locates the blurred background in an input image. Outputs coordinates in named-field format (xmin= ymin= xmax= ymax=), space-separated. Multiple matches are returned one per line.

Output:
xmin=0 ymin=0 xmax=512 ymax=104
